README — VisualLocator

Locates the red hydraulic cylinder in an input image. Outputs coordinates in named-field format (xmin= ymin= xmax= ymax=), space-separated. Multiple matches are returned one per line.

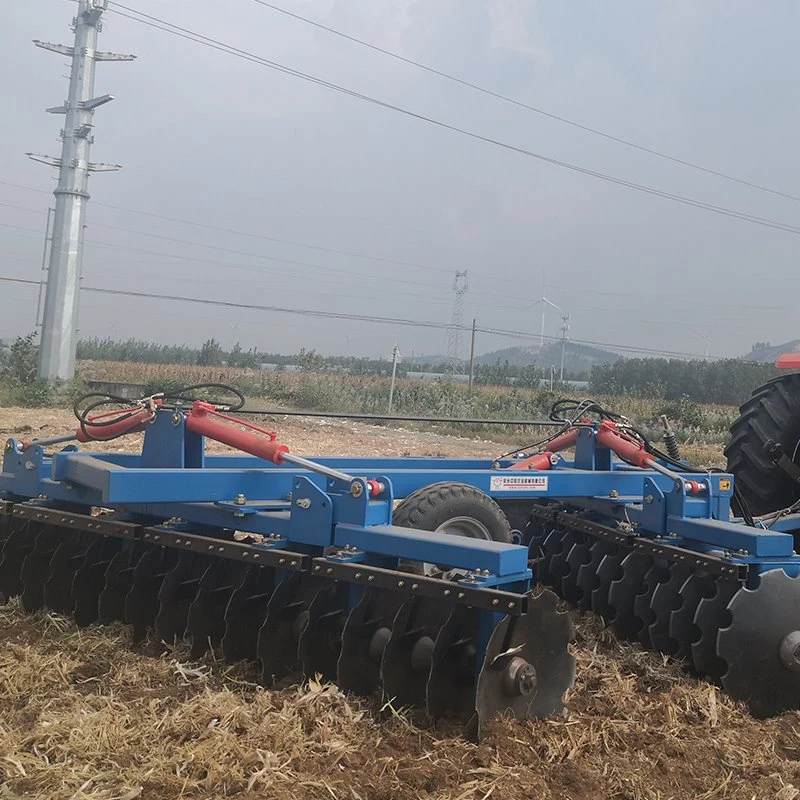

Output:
xmin=595 ymin=420 xmax=651 ymax=468
xmin=508 ymin=427 xmax=579 ymax=470
xmin=75 ymin=406 xmax=157 ymax=442
xmin=185 ymin=401 xmax=290 ymax=464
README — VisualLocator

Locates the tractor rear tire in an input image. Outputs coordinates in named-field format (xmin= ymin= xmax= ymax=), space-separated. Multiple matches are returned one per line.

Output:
xmin=725 ymin=373 xmax=800 ymax=516
xmin=393 ymin=483 xmax=512 ymax=573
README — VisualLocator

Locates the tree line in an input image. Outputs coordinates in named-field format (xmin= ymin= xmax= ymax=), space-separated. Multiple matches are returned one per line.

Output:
xmin=72 ymin=337 xmax=786 ymax=404
xmin=589 ymin=358 xmax=779 ymax=405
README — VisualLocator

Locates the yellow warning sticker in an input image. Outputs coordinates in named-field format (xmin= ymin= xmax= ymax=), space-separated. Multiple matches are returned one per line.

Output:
xmin=719 ymin=479 xmax=731 ymax=491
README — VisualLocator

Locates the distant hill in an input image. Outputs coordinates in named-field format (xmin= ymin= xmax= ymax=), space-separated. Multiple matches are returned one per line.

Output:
xmin=475 ymin=342 xmax=619 ymax=376
xmin=741 ymin=340 xmax=800 ymax=364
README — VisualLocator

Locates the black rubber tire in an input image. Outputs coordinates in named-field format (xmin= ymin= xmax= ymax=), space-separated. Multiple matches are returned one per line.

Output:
xmin=393 ymin=482 xmax=512 ymax=544
xmin=725 ymin=373 xmax=800 ymax=516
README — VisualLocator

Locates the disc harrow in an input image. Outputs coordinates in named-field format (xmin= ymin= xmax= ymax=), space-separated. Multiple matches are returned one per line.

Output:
xmin=2 ymin=391 xmax=800 ymax=728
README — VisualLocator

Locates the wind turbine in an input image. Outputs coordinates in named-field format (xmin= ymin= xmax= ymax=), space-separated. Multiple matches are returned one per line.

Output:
xmin=694 ymin=327 xmax=713 ymax=359
xmin=525 ymin=277 xmax=560 ymax=351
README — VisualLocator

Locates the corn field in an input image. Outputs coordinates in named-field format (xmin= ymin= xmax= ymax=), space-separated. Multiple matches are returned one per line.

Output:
xmin=76 ymin=360 xmax=739 ymax=447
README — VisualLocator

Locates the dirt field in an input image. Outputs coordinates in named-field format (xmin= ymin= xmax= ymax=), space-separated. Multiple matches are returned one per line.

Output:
xmin=1 ymin=407 xmax=796 ymax=800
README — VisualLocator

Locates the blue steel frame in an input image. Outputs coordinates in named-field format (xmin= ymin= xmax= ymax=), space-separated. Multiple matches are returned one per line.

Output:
xmin=2 ymin=408 xmax=800 ymax=583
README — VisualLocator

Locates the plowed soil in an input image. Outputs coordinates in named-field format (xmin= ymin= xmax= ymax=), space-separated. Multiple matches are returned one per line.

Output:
xmin=1 ymin=407 xmax=797 ymax=800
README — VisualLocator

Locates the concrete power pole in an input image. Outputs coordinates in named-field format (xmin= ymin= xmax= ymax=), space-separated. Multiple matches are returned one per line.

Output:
xmin=28 ymin=0 xmax=135 ymax=380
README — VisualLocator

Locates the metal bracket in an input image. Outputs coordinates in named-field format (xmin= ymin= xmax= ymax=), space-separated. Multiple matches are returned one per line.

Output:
xmin=554 ymin=510 xmax=746 ymax=580
xmin=311 ymin=558 xmax=528 ymax=614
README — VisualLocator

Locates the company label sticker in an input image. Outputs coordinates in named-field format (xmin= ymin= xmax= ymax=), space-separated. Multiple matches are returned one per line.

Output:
xmin=719 ymin=478 xmax=731 ymax=491
xmin=490 ymin=475 xmax=549 ymax=492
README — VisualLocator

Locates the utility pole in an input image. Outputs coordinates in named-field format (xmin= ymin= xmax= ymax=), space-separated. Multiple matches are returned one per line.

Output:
xmin=467 ymin=318 xmax=477 ymax=396
xmin=388 ymin=344 xmax=400 ymax=413
xmin=446 ymin=270 xmax=469 ymax=374
xmin=559 ymin=313 xmax=571 ymax=382
xmin=28 ymin=0 xmax=135 ymax=380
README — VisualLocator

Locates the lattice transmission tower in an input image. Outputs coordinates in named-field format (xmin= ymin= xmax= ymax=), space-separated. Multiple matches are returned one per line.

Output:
xmin=446 ymin=270 xmax=469 ymax=373
xmin=28 ymin=0 xmax=135 ymax=379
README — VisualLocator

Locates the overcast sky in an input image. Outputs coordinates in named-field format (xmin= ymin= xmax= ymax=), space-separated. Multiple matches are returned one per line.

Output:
xmin=1 ymin=0 xmax=798 ymax=361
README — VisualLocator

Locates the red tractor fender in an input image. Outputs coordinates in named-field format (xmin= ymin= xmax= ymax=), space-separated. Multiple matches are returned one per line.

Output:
xmin=776 ymin=353 xmax=800 ymax=369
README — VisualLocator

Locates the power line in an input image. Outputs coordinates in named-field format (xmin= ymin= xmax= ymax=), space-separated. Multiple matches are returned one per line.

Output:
xmin=0 ymin=274 xmax=733 ymax=360
xmin=2 ymin=194 xmax=796 ymax=321
xmin=0 ymin=183 xmax=524 ymax=298
xmin=0 ymin=195 xmax=529 ymax=310
xmin=105 ymin=3 xmax=800 ymax=238
xmin=249 ymin=0 xmax=800 ymax=206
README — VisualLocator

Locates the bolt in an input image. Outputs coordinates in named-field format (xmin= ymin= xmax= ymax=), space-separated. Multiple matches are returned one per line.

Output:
xmin=645 ymin=495 xmax=654 ymax=505
xmin=503 ymin=657 xmax=537 ymax=697
xmin=609 ymin=489 xmax=619 ymax=499
xmin=350 ymin=482 xmax=364 ymax=498
xmin=171 ymin=413 xmax=181 ymax=426
xmin=235 ymin=494 xmax=247 ymax=505
xmin=779 ymin=631 xmax=800 ymax=672
xmin=25 ymin=461 xmax=36 ymax=471
xmin=296 ymin=498 xmax=311 ymax=509
xmin=481 ymin=569 xmax=490 ymax=577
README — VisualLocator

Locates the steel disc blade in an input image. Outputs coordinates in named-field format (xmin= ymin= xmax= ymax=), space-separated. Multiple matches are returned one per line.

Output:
xmin=718 ymin=570 xmax=800 ymax=717
xmin=691 ymin=579 xmax=739 ymax=681
xmin=538 ymin=528 xmax=570 ymax=588
xmin=223 ymin=565 xmax=276 ymax=664
xmin=591 ymin=548 xmax=625 ymax=621
xmin=523 ymin=504 xmax=559 ymax=549
xmin=98 ymin=542 xmax=146 ymax=625
xmin=549 ymin=532 xmax=582 ymax=597
xmin=647 ymin=563 xmax=692 ymax=654
xmin=381 ymin=596 xmax=452 ymax=711
xmin=426 ymin=604 xmax=481 ymax=720
xmin=20 ymin=524 xmax=63 ymax=612
xmin=632 ymin=560 xmax=670 ymax=650
xmin=576 ymin=539 xmax=616 ymax=613
xmin=186 ymin=560 xmax=247 ymax=658
xmin=669 ymin=573 xmax=716 ymax=664
xmin=44 ymin=531 xmax=92 ymax=616
xmin=256 ymin=572 xmax=325 ymax=680
xmin=73 ymin=537 xmax=123 ymax=627
xmin=0 ymin=519 xmax=34 ymax=601
xmin=608 ymin=552 xmax=652 ymax=639
xmin=298 ymin=581 xmax=350 ymax=681
xmin=154 ymin=552 xmax=213 ymax=644
xmin=475 ymin=589 xmax=575 ymax=740
xmin=125 ymin=546 xmax=179 ymax=641
xmin=337 ymin=587 xmax=405 ymax=696
xmin=561 ymin=536 xmax=591 ymax=606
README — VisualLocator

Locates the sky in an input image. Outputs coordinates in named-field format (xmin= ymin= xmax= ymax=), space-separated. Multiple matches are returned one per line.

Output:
xmin=1 ymin=0 xmax=799 ymax=362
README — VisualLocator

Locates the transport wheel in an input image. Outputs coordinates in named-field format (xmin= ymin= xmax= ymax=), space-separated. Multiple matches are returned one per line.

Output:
xmin=393 ymin=482 xmax=512 ymax=575
xmin=725 ymin=373 xmax=800 ymax=516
